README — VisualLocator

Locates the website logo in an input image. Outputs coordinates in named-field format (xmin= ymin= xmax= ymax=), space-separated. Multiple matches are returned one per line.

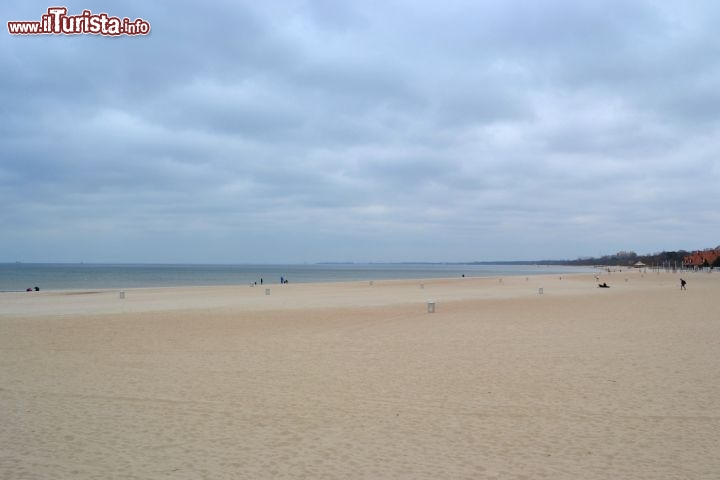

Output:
xmin=8 ymin=7 xmax=151 ymax=36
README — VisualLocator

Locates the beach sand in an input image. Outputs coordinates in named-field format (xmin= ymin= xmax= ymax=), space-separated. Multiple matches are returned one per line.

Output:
xmin=1 ymin=271 xmax=719 ymax=479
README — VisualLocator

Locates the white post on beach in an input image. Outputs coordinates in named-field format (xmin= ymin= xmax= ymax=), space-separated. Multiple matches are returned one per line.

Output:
xmin=265 ymin=288 xmax=270 ymax=296
xmin=119 ymin=291 xmax=125 ymax=299
xmin=427 ymin=300 xmax=436 ymax=313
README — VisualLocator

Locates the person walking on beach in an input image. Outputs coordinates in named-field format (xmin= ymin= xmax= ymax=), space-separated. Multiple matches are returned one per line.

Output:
xmin=680 ymin=278 xmax=687 ymax=290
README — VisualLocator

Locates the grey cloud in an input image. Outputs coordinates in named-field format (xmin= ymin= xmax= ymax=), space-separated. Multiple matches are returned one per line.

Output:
xmin=2 ymin=0 xmax=719 ymax=262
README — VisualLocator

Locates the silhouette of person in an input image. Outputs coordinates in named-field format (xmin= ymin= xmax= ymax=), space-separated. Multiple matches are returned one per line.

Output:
xmin=680 ymin=278 xmax=687 ymax=290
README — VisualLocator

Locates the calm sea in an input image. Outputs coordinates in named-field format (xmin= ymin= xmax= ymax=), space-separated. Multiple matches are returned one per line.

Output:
xmin=0 ymin=263 xmax=596 ymax=292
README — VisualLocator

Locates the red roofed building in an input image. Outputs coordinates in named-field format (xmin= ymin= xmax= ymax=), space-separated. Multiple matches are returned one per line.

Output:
xmin=683 ymin=248 xmax=720 ymax=268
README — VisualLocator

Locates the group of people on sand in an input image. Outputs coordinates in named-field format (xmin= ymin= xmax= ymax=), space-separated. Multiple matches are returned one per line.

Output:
xmin=25 ymin=286 xmax=40 ymax=292
xmin=253 ymin=277 xmax=289 ymax=286
xmin=597 ymin=279 xmax=688 ymax=289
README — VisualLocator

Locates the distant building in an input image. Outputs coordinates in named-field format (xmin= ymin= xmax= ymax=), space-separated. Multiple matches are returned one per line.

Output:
xmin=683 ymin=248 xmax=720 ymax=268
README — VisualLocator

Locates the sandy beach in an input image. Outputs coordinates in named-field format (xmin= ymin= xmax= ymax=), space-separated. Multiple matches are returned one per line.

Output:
xmin=1 ymin=271 xmax=719 ymax=479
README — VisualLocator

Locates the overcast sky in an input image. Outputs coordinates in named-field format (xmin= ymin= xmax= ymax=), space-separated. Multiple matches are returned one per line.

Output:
xmin=2 ymin=0 xmax=719 ymax=263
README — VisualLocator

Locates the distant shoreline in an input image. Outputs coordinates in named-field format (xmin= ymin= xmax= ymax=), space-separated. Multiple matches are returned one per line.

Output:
xmin=0 ymin=263 xmax=597 ymax=292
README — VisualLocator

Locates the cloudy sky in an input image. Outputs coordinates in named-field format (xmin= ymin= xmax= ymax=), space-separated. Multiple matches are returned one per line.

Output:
xmin=2 ymin=0 xmax=719 ymax=263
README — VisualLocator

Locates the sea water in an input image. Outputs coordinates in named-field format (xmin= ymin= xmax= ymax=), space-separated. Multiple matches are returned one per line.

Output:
xmin=0 ymin=263 xmax=596 ymax=292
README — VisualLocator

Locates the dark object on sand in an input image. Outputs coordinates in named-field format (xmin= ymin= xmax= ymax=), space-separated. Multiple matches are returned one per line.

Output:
xmin=680 ymin=279 xmax=687 ymax=290
xmin=598 ymin=282 xmax=610 ymax=288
